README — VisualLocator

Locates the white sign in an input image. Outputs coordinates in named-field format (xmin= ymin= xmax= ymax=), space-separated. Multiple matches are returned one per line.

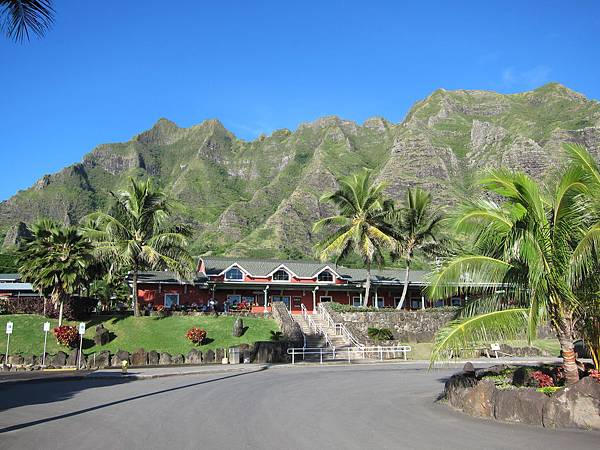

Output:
xmin=43 ymin=322 xmax=51 ymax=332
xmin=491 ymin=343 xmax=501 ymax=351
xmin=5 ymin=322 xmax=13 ymax=335
xmin=78 ymin=322 xmax=86 ymax=335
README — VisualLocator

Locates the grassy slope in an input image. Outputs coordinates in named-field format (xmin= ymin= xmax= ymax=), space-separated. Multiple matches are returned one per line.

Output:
xmin=0 ymin=314 xmax=279 ymax=356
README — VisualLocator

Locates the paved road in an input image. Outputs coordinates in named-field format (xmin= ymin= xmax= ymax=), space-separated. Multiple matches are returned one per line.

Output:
xmin=0 ymin=364 xmax=597 ymax=450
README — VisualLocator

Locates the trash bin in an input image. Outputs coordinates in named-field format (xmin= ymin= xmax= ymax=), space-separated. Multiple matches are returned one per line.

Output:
xmin=229 ymin=347 xmax=240 ymax=364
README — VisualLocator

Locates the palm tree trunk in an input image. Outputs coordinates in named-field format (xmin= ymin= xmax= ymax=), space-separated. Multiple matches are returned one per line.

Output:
xmin=396 ymin=264 xmax=411 ymax=310
xmin=132 ymin=270 xmax=139 ymax=317
xmin=556 ymin=315 xmax=579 ymax=385
xmin=364 ymin=265 xmax=371 ymax=308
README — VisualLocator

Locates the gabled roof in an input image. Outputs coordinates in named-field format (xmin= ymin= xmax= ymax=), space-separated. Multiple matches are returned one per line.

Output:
xmin=201 ymin=257 xmax=333 ymax=279
xmin=198 ymin=257 xmax=427 ymax=284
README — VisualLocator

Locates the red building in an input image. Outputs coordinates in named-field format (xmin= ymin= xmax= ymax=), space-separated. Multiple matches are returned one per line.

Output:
xmin=134 ymin=257 xmax=467 ymax=313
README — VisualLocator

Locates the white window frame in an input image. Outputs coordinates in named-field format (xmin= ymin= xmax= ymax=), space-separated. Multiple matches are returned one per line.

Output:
xmin=394 ymin=297 xmax=402 ymax=307
xmin=319 ymin=295 xmax=333 ymax=303
xmin=376 ymin=295 xmax=385 ymax=308
xmin=317 ymin=270 xmax=334 ymax=283
xmin=164 ymin=293 xmax=179 ymax=308
xmin=225 ymin=267 xmax=244 ymax=281
xmin=352 ymin=296 xmax=362 ymax=307
xmin=272 ymin=269 xmax=290 ymax=282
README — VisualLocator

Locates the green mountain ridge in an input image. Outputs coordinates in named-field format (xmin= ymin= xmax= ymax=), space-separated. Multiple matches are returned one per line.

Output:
xmin=2 ymin=83 xmax=600 ymax=257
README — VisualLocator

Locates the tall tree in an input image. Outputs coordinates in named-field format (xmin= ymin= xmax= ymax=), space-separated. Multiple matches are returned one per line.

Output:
xmin=386 ymin=188 xmax=444 ymax=310
xmin=428 ymin=144 xmax=600 ymax=384
xmin=19 ymin=219 xmax=93 ymax=326
xmin=313 ymin=169 xmax=395 ymax=307
xmin=81 ymin=178 xmax=194 ymax=316
xmin=0 ymin=0 xmax=54 ymax=42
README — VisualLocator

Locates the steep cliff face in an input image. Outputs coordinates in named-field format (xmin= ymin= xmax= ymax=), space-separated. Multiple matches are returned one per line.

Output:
xmin=1 ymin=83 xmax=599 ymax=257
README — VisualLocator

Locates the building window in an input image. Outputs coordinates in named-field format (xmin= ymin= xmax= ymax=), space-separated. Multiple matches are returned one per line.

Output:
xmin=352 ymin=296 xmax=362 ymax=307
xmin=272 ymin=269 xmax=290 ymax=281
xmin=164 ymin=293 xmax=179 ymax=308
xmin=410 ymin=298 xmax=422 ymax=309
xmin=317 ymin=271 xmax=334 ymax=282
xmin=227 ymin=294 xmax=241 ymax=305
xmin=319 ymin=295 xmax=332 ymax=303
xmin=376 ymin=296 xmax=385 ymax=308
xmin=225 ymin=267 xmax=243 ymax=281
xmin=451 ymin=297 xmax=462 ymax=307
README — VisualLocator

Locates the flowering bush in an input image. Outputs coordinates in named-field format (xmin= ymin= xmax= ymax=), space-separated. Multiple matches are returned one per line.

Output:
xmin=589 ymin=369 xmax=600 ymax=382
xmin=53 ymin=325 xmax=79 ymax=347
xmin=186 ymin=327 xmax=207 ymax=345
xmin=531 ymin=370 xmax=554 ymax=388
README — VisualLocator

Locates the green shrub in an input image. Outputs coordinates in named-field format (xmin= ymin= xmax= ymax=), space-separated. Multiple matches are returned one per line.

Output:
xmin=368 ymin=327 xmax=394 ymax=342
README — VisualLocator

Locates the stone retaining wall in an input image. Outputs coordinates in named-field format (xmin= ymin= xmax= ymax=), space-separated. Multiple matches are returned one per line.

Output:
xmin=443 ymin=365 xmax=600 ymax=430
xmin=0 ymin=341 xmax=291 ymax=371
xmin=271 ymin=301 xmax=303 ymax=346
xmin=323 ymin=303 xmax=455 ymax=343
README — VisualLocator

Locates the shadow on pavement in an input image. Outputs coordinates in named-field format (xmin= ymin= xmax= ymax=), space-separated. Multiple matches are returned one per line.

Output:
xmin=0 ymin=366 xmax=267 ymax=434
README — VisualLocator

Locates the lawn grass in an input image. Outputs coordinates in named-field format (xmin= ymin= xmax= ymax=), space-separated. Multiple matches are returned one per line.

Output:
xmin=0 ymin=314 xmax=279 ymax=356
xmin=407 ymin=338 xmax=561 ymax=361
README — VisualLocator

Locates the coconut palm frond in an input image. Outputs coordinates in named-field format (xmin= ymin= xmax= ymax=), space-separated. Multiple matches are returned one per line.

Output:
xmin=0 ymin=0 xmax=54 ymax=42
xmin=430 ymin=308 xmax=530 ymax=366
xmin=427 ymin=255 xmax=511 ymax=300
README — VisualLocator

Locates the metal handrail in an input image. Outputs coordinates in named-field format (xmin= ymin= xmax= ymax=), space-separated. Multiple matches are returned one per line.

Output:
xmin=287 ymin=345 xmax=412 ymax=364
xmin=317 ymin=303 xmax=364 ymax=348
xmin=301 ymin=303 xmax=334 ymax=348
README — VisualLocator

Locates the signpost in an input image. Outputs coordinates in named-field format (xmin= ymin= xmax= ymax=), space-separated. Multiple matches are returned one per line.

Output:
xmin=77 ymin=322 xmax=86 ymax=370
xmin=42 ymin=322 xmax=51 ymax=367
xmin=5 ymin=321 xmax=13 ymax=364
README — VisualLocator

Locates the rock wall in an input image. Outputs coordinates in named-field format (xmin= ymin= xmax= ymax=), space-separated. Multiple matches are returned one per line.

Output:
xmin=444 ymin=366 xmax=600 ymax=430
xmin=271 ymin=301 xmax=303 ymax=346
xmin=332 ymin=306 xmax=456 ymax=343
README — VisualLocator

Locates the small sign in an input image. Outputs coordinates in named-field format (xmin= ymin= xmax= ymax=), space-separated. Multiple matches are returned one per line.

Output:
xmin=6 ymin=321 xmax=13 ymax=335
xmin=491 ymin=343 xmax=501 ymax=351
xmin=78 ymin=322 xmax=86 ymax=335
xmin=43 ymin=322 xmax=51 ymax=332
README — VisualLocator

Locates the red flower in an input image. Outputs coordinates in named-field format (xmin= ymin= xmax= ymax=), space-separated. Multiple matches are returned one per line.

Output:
xmin=186 ymin=327 xmax=207 ymax=345
xmin=589 ymin=369 xmax=600 ymax=382
xmin=53 ymin=325 xmax=79 ymax=347
xmin=531 ymin=371 xmax=554 ymax=388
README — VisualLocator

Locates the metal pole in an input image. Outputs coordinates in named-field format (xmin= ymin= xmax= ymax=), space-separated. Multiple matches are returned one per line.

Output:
xmin=5 ymin=334 xmax=10 ymax=364
xmin=77 ymin=334 xmax=83 ymax=370
xmin=292 ymin=350 xmax=295 ymax=365
xmin=42 ymin=330 xmax=48 ymax=366
xmin=320 ymin=349 xmax=323 ymax=364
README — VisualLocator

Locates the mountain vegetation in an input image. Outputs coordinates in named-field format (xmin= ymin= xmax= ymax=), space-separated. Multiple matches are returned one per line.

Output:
xmin=1 ymin=83 xmax=599 ymax=260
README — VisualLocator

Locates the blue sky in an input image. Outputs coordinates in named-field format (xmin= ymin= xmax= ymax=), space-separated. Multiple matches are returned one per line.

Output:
xmin=1 ymin=0 xmax=599 ymax=200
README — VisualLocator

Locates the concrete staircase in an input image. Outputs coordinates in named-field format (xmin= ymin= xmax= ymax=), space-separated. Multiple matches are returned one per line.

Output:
xmin=292 ymin=313 xmax=351 ymax=350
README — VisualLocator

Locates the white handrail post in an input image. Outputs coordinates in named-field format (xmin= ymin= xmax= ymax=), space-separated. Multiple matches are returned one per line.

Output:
xmin=292 ymin=349 xmax=295 ymax=365
xmin=320 ymin=348 xmax=323 ymax=364
xmin=379 ymin=346 xmax=383 ymax=361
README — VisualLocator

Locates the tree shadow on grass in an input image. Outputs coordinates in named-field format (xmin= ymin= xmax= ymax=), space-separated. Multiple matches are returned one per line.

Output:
xmin=0 ymin=367 xmax=268 ymax=433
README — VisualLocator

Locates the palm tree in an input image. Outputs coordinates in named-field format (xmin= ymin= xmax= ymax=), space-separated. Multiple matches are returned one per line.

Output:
xmin=313 ymin=169 xmax=395 ymax=307
xmin=386 ymin=188 xmax=444 ymax=310
xmin=428 ymin=144 xmax=600 ymax=385
xmin=0 ymin=0 xmax=54 ymax=42
xmin=81 ymin=178 xmax=194 ymax=316
xmin=19 ymin=219 xmax=93 ymax=326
